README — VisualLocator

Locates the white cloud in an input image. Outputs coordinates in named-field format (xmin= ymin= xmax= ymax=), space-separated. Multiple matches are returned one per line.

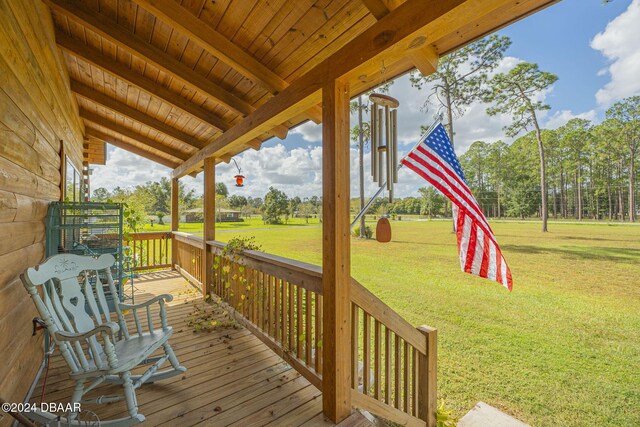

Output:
xmin=591 ymin=0 xmax=640 ymax=107
xmin=543 ymin=109 xmax=598 ymax=129
xmin=90 ymin=146 xmax=171 ymax=192
xmin=291 ymin=121 xmax=322 ymax=143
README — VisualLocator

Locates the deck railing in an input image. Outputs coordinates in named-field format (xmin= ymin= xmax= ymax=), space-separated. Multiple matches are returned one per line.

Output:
xmin=170 ymin=232 xmax=436 ymax=426
xmin=208 ymin=240 xmax=324 ymax=389
xmin=124 ymin=231 xmax=172 ymax=271
xmin=172 ymin=232 xmax=204 ymax=288
xmin=350 ymin=280 xmax=436 ymax=427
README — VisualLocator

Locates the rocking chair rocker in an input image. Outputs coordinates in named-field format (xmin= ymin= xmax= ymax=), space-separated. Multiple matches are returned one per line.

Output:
xmin=21 ymin=253 xmax=186 ymax=426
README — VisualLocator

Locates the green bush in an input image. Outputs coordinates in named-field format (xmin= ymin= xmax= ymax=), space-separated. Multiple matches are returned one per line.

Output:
xmin=352 ymin=224 xmax=373 ymax=239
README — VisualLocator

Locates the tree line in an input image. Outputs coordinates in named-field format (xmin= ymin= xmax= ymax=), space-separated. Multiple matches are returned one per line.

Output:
xmin=458 ymin=101 xmax=639 ymax=222
xmin=91 ymin=178 xmax=323 ymax=226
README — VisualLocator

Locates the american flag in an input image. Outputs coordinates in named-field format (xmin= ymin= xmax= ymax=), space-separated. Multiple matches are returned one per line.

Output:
xmin=401 ymin=123 xmax=513 ymax=290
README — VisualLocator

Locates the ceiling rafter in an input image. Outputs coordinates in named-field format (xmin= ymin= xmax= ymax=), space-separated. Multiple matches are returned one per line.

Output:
xmin=45 ymin=0 xmax=253 ymax=117
xmin=71 ymin=80 xmax=205 ymax=151
xmin=173 ymin=0 xmax=511 ymax=178
xmin=46 ymin=0 xmax=291 ymax=141
xmin=79 ymin=109 xmax=190 ymax=161
xmin=133 ymin=0 xmax=323 ymax=124
xmin=85 ymin=130 xmax=181 ymax=169
xmin=360 ymin=0 xmax=392 ymax=19
xmin=362 ymin=0 xmax=439 ymax=75
xmin=56 ymin=32 xmax=233 ymax=133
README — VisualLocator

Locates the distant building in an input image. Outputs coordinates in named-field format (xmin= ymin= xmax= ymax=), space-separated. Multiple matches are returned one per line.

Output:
xmin=181 ymin=208 xmax=243 ymax=223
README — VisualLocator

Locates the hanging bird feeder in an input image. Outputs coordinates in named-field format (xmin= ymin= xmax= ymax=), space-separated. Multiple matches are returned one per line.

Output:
xmin=231 ymin=159 xmax=245 ymax=187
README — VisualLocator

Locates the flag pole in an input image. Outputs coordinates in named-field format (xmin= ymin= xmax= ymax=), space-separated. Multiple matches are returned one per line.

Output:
xmin=350 ymin=115 xmax=443 ymax=230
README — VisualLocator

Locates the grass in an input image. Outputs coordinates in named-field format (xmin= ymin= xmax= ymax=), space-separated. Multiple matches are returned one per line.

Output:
xmin=210 ymin=220 xmax=639 ymax=426
xmin=141 ymin=216 xmax=320 ymax=233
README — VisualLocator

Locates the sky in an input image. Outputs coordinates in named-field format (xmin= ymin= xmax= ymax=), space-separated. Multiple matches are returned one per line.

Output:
xmin=91 ymin=0 xmax=640 ymax=200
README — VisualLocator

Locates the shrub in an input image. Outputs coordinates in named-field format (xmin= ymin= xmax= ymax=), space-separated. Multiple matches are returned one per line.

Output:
xmin=352 ymin=224 xmax=373 ymax=239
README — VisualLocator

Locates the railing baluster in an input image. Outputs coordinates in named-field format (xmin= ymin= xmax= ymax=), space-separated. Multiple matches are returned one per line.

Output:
xmin=413 ymin=347 xmax=419 ymax=417
xmin=363 ymin=312 xmax=371 ymax=396
xmin=315 ymin=293 xmax=322 ymax=375
xmin=404 ymin=340 xmax=410 ymax=413
xmin=275 ymin=278 xmax=281 ymax=342
xmin=385 ymin=327 xmax=391 ymax=404
xmin=288 ymin=282 xmax=294 ymax=353
xmin=306 ymin=289 xmax=312 ymax=366
xmin=374 ymin=320 xmax=381 ymax=399
xmin=296 ymin=286 xmax=303 ymax=358
xmin=395 ymin=333 xmax=401 ymax=408
xmin=281 ymin=278 xmax=288 ymax=351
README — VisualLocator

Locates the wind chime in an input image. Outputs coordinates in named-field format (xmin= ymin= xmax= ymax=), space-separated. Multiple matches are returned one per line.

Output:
xmin=369 ymin=92 xmax=399 ymax=202
xmin=369 ymin=89 xmax=399 ymax=243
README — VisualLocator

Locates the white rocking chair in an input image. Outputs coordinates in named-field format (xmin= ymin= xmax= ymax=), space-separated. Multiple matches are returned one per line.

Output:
xmin=21 ymin=253 xmax=186 ymax=426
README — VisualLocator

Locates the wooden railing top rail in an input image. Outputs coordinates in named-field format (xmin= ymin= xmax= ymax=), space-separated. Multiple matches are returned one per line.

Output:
xmin=172 ymin=231 xmax=204 ymax=246
xmin=207 ymin=240 xmax=323 ymax=295
xmin=127 ymin=231 xmax=172 ymax=240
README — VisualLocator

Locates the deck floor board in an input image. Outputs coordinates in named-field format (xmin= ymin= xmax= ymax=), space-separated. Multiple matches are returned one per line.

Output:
xmin=30 ymin=271 xmax=372 ymax=426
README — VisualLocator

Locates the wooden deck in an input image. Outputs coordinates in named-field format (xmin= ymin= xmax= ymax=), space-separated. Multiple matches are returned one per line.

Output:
xmin=30 ymin=271 xmax=372 ymax=427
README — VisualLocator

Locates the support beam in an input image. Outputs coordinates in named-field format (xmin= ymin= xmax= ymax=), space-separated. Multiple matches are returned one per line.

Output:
xmin=56 ymin=32 xmax=232 ymax=133
xmin=271 ymin=126 xmax=288 ymax=140
xmin=133 ymin=0 xmax=323 ymax=123
xmin=85 ymin=131 xmax=180 ymax=169
xmin=245 ymin=139 xmax=263 ymax=151
xmin=407 ymin=44 xmax=439 ymax=76
xmin=46 ymin=0 xmax=253 ymax=116
xmin=172 ymin=88 xmax=320 ymax=178
xmin=322 ymin=79 xmax=352 ymax=423
xmin=202 ymin=157 xmax=215 ymax=297
xmin=81 ymin=111 xmax=189 ymax=161
xmin=171 ymin=178 xmax=179 ymax=270
xmin=173 ymin=0 xmax=470 ymax=178
xmin=71 ymin=80 xmax=205 ymax=150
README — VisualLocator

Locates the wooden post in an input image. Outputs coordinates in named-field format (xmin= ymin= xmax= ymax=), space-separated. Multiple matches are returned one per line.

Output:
xmin=170 ymin=178 xmax=179 ymax=269
xmin=418 ymin=326 xmax=437 ymax=427
xmin=322 ymin=78 xmax=351 ymax=422
xmin=202 ymin=157 xmax=216 ymax=297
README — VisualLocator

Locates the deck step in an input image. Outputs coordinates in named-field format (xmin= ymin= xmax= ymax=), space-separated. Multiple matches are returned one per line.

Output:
xmin=458 ymin=402 xmax=530 ymax=427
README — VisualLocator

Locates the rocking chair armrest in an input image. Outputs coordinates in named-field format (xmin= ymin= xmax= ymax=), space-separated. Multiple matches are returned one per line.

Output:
xmin=119 ymin=294 xmax=174 ymax=310
xmin=54 ymin=322 xmax=120 ymax=342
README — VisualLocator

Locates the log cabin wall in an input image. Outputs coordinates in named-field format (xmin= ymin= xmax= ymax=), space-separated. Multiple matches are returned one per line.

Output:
xmin=0 ymin=0 xmax=84 ymax=412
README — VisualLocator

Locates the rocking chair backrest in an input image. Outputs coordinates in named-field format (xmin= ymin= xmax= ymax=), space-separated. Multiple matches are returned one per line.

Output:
xmin=22 ymin=254 xmax=127 ymax=373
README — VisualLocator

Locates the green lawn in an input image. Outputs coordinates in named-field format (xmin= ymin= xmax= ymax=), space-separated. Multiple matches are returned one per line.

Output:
xmin=210 ymin=220 xmax=639 ymax=426
xmin=141 ymin=216 xmax=320 ymax=233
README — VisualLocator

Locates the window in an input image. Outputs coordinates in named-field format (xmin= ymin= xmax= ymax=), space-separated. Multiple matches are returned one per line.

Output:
xmin=65 ymin=157 xmax=81 ymax=203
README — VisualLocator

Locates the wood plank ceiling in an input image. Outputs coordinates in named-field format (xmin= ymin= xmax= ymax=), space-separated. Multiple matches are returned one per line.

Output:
xmin=44 ymin=0 xmax=557 ymax=172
